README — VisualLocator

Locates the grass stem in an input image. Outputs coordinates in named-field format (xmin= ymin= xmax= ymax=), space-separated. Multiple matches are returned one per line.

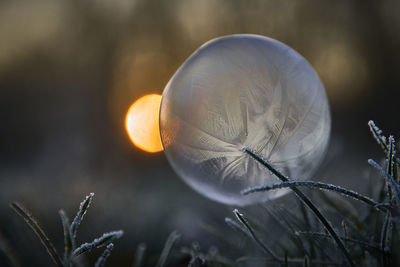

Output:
xmin=10 ymin=202 xmax=63 ymax=267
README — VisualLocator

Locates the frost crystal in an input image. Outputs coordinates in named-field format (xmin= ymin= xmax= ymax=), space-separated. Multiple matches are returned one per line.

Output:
xmin=160 ymin=34 xmax=331 ymax=205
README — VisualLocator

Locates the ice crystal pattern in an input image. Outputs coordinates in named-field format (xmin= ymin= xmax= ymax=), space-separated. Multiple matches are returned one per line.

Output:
xmin=160 ymin=34 xmax=331 ymax=205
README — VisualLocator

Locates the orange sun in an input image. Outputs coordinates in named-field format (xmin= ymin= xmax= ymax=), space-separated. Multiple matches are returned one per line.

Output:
xmin=125 ymin=94 xmax=163 ymax=153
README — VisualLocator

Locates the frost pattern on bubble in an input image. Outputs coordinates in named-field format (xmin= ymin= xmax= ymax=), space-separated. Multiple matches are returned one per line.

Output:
xmin=160 ymin=34 xmax=331 ymax=206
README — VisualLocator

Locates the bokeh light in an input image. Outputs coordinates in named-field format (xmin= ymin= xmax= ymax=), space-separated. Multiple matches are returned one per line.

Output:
xmin=125 ymin=94 xmax=163 ymax=153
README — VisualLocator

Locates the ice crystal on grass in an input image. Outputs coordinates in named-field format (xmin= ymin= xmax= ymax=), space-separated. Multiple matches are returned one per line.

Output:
xmin=71 ymin=192 xmax=94 ymax=238
xmin=94 ymin=243 xmax=114 ymax=267
xmin=73 ymin=231 xmax=123 ymax=256
xmin=11 ymin=193 xmax=122 ymax=267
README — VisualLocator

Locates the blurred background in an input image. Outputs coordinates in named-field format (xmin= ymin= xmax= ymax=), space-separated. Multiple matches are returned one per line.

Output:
xmin=0 ymin=0 xmax=399 ymax=266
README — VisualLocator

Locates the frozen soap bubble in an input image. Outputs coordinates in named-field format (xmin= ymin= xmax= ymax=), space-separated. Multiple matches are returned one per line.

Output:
xmin=160 ymin=34 xmax=331 ymax=206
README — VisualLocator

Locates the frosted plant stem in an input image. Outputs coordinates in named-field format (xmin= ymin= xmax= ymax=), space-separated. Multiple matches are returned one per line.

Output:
xmin=10 ymin=202 xmax=63 ymax=267
xmin=368 ymin=121 xmax=400 ymax=165
xmin=368 ymin=159 xmax=400 ymax=205
xmin=242 ymin=181 xmax=380 ymax=208
xmin=71 ymin=193 xmax=94 ymax=238
xmin=242 ymin=147 xmax=355 ymax=267
xmin=73 ymin=230 xmax=123 ymax=256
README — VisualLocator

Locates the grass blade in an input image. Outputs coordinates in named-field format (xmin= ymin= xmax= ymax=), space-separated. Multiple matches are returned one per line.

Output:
xmin=233 ymin=209 xmax=279 ymax=260
xmin=263 ymin=206 xmax=310 ymax=258
xmin=385 ymin=136 xmax=396 ymax=200
xmin=368 ymin=159 xmax=400 ymax=205
xmin=386 ymin=136 xmax=396 ymax=178
xmin=73 ymin=230 xmax=123 ymax=256
xmin=10 ymin=202 xmax=63 ymax=267
xmin=342 ymin=221 xmax=348 ymax=249
xmin=224 ymin=217 xmax=248 ymax=237
xmin=368 ymin=121 xmax=400 ymax=165
xmin=71 ymin=193 xmax=94 ymax=238
xmin=0 ymin=230 xmax=21 ymax=267
xmin=236 ymin=256 xmax=341 ymax=265
xmin=132 ymin=243 xmax=146 ymax=267
xmin=303 ymin=255 xmax=310 ymax=267
xmin=242 ymin=181 xmax=379 ymax=208
xmin=368 ymin=120 xmax=388 ymax=152
xmin=94 ymin=243 xmax=114 ymax=267
xmin=243 ymin=147 xmax=355 ymax=267
xmin=380 ymin=212 xmax=392 ymax=267
xmin=296 ymin=231 xmax=381 ymax=252
xmin=59 ymin=210 xmax=74 ymax=264
xmin=155 ymin=231 xmax=180 ymax=267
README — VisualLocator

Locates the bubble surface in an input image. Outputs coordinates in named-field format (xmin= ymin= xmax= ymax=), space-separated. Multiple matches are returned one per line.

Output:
xmin=160 ymin=34 xmax=331 ymax=206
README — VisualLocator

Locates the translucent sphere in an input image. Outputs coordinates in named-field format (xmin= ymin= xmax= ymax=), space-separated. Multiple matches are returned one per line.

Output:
xmin=160 ymin=34 xmax=331 ymax=206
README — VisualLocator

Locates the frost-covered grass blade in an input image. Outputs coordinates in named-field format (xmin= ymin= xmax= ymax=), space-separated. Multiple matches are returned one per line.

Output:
xmin=242 ymin=181 xmax=380 ymax=208
xmin=368 ymin=121 xmax=400 ymax=165
xmin=71 ymin=192 xmax=94 ymax=238
xmin=368 ymin=120 xmax=388 ymax=152
xmin=11 ymin=193 xmax=123 ymax=267
xmin=59 ymin=209 xmax=73 ymax=264
xmin=10 ymin=202 xmax=63 ymax=267
xmin=94 ymin=243 xmax=114 ymax=267
xmin=368 ymin=159 xmax=400 ymax=205
xmin=73 ymin=230 xmax=123 ymax=256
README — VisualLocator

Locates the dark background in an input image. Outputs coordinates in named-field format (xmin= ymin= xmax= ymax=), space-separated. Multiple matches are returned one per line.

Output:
xmin=0 ymin=0 xmax=399 ymax=266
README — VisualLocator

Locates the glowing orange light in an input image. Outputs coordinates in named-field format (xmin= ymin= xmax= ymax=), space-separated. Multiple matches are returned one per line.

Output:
xmin=125 ymin=94 xmax=163 ymax=153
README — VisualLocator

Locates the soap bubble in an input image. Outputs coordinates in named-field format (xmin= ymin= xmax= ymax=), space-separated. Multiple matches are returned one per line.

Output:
xmin=160 ymin=34 xmax=331 ymax=206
